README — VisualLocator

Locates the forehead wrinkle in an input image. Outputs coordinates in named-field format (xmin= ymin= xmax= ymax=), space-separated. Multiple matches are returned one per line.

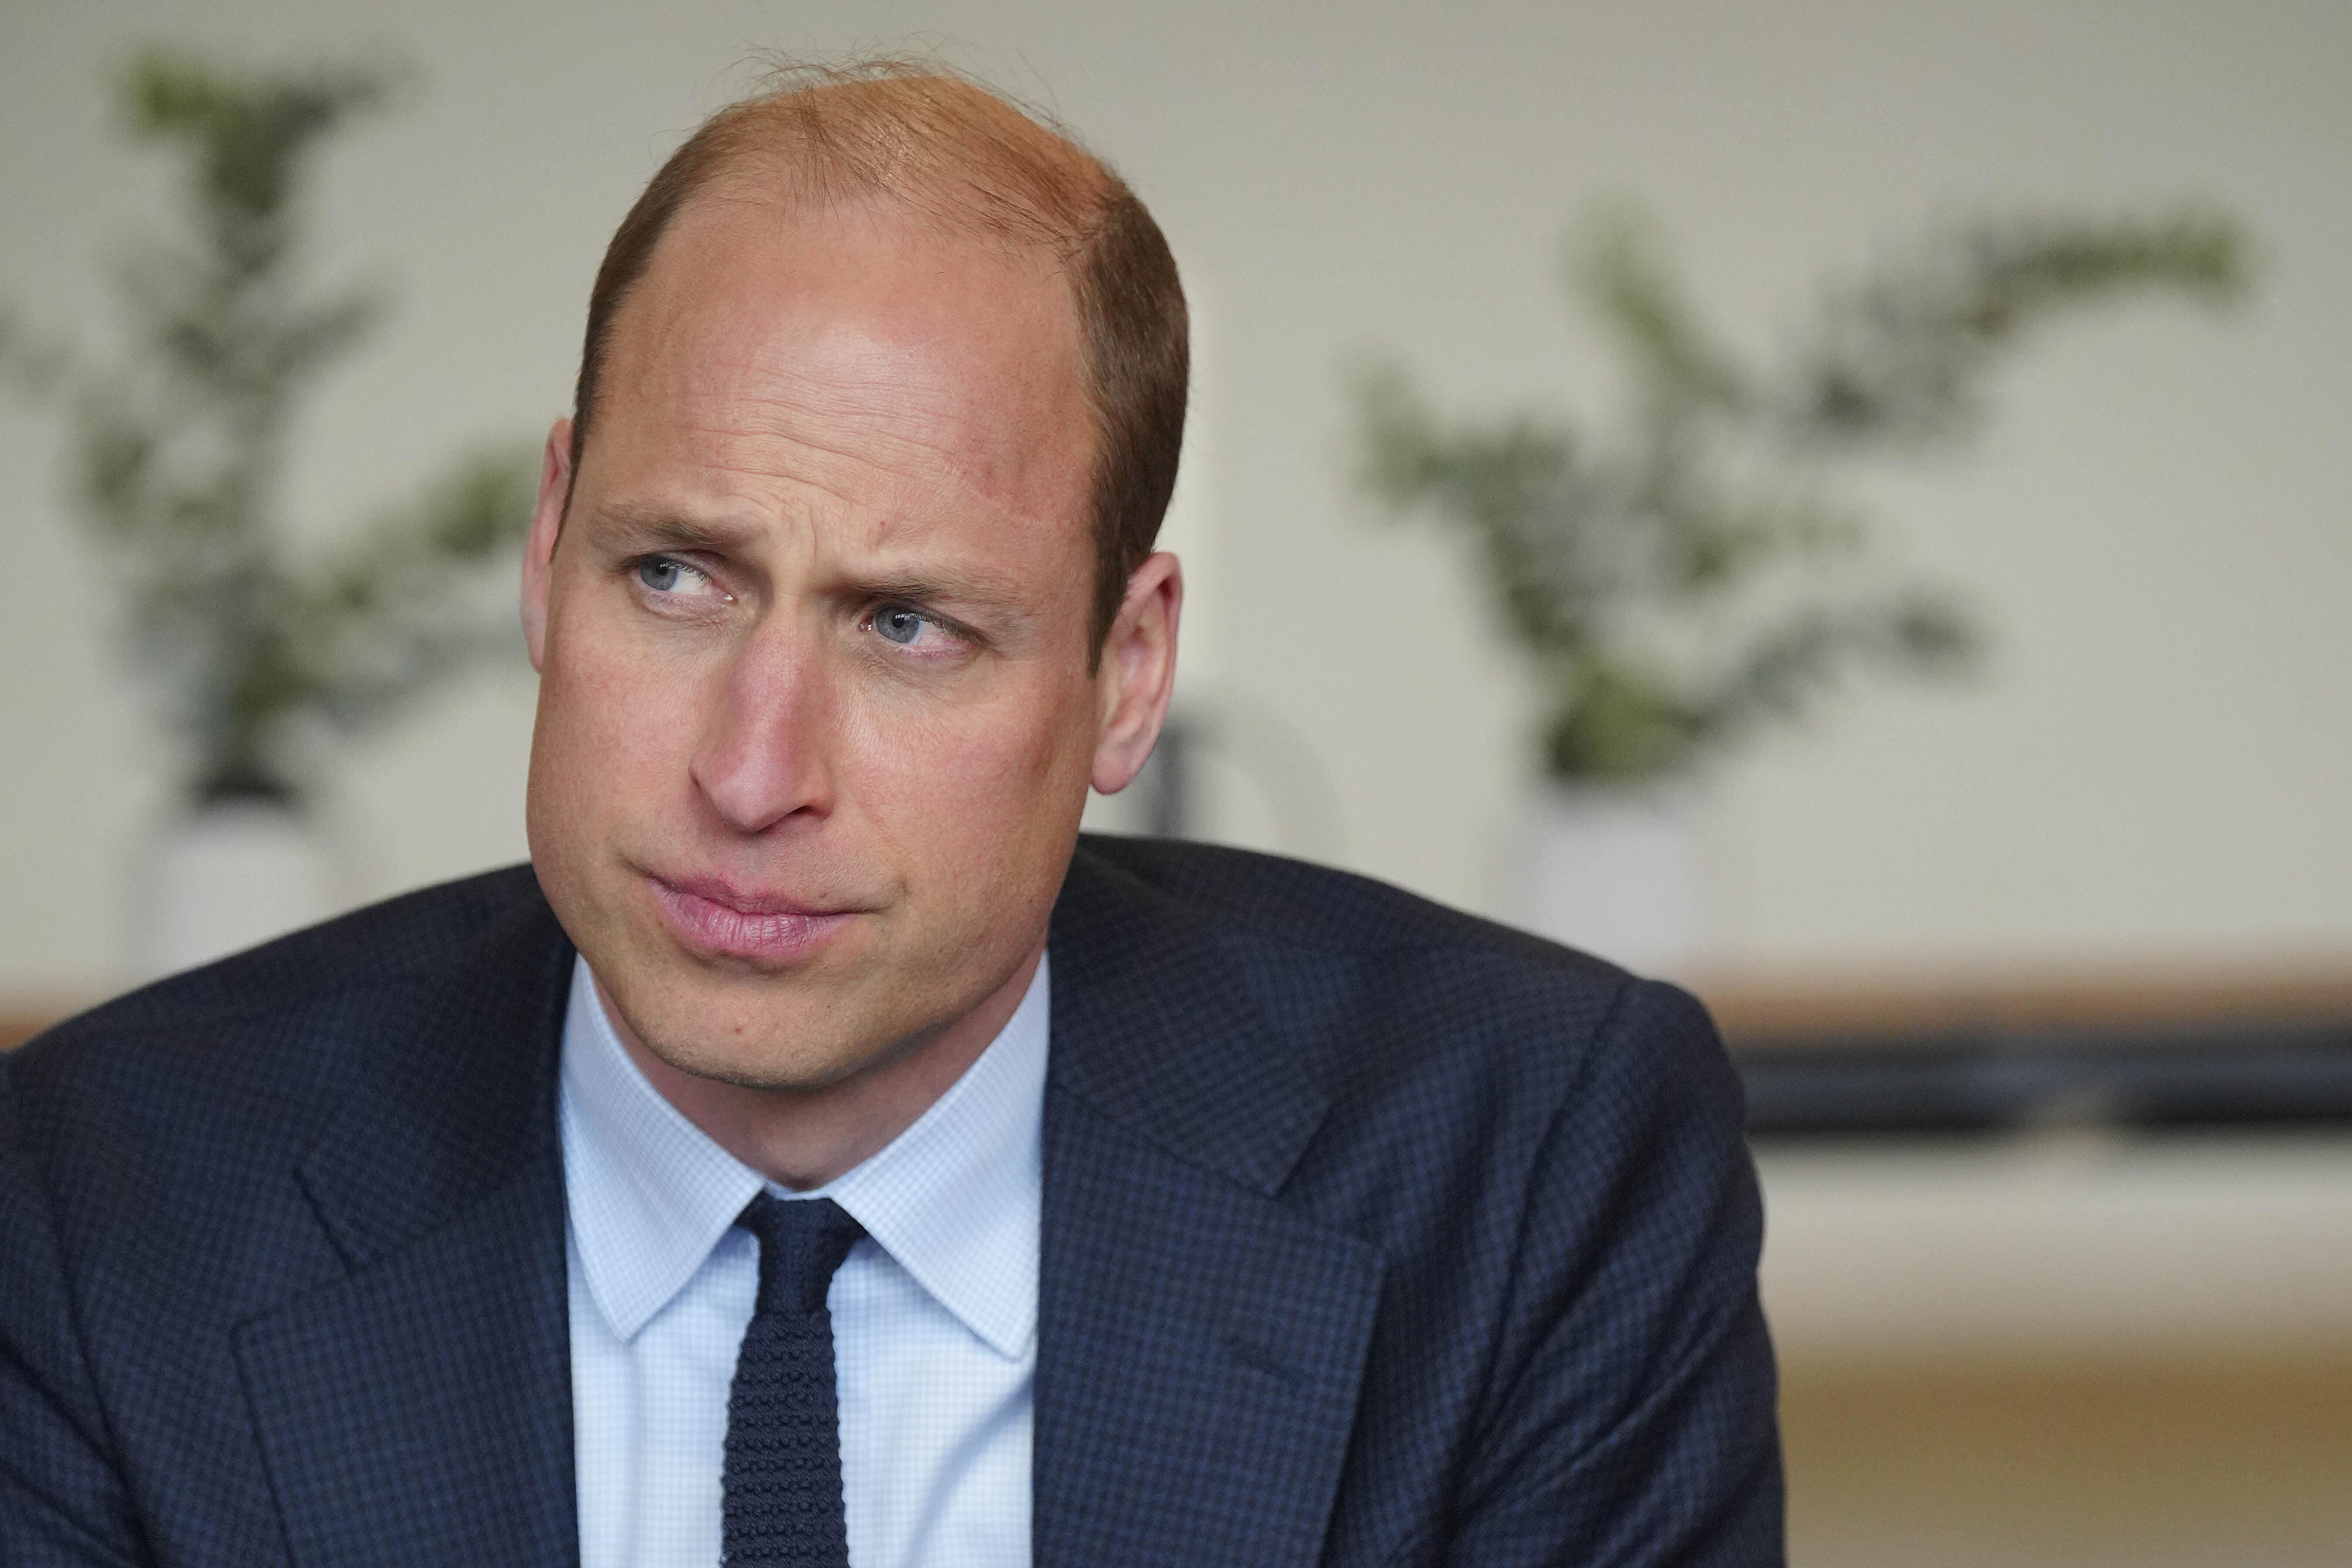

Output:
xmin=640 ymin=218 xmax=1085 ymax=495
xmin=599 ymin=434 xmax=1065 ymax=607
xmin=702 ymin=418 xmax=1029 ymax=556
xmin=658 ymin=330 xmax=1025 ymax=498
xmin=725 ymin=343 xmax=1046 ymax=511
xmin=661 ymin=392 xmax=1068 ymax=576
xmin=594 ymin=186 xmax=1099 ymax=615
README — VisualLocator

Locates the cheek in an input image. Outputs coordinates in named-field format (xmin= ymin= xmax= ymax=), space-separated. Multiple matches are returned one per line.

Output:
xmin=848 ymin=675 xmax=1095 ymax=886
xmin=526 ymin=604 xmax=705 ymax=846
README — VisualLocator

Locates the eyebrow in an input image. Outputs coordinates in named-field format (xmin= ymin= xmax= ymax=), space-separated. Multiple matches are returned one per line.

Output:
xmin=590 ymin=500 xmax=1038 ymax=617
xmin=587 ymin=503 xmax=759 ymax=555
xmin=849 ymin=569 xmax=1035 ymax=622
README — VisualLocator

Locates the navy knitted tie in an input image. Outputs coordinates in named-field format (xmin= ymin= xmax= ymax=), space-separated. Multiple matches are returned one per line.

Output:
xmin=723 ymin=1193 xmax=866 ymax=1568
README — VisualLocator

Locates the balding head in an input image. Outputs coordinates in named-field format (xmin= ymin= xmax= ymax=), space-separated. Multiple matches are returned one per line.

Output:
xmin=521 ymin=66 xmax=1188 ymax=1176
xmin=569 ymin=63 xmax=1188 ymax=654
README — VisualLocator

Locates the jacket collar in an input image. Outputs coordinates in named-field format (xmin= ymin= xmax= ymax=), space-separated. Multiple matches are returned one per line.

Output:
xmin=239 ymin=850 xmax=1386 ymax=1568
xmin=239 ymin=877 xmax=580 ymax=1568
xmin=290 ymin=877 xmax=576 ymax=1270
xmin=1035 ymin=843 xmax=1385 ymax=1568
xmin=1043 ymin=842 xmax=1338 ymax=1195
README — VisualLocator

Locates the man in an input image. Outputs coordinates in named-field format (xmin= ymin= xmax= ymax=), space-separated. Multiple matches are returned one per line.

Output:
xmin=0 ymin=64 xmax=1782 ymax=1568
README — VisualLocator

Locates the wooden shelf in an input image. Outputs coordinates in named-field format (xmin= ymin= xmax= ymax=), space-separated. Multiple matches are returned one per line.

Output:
xmin=9 ymin=955 xmax=2352 ymax=1057
xmin=1691 ymin=956 xmax=2352 ymax=1049
xmin=2 ymin=1005 xmax=81 ymax=1053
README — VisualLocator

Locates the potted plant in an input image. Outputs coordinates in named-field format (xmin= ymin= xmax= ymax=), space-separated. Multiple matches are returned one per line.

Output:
xmin=1353 ymin=200 xmax=2248 ymax=970
xmin=1 ymin=51 xmax=538 ymax=976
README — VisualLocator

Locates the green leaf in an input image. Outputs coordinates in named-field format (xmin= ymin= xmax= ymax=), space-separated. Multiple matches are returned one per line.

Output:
xmin=1351 ymin=200 xmax=2244 ymax=783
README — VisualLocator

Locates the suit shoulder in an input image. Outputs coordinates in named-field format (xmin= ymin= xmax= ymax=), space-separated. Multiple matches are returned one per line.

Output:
xmin=1070 ymin=833 xmax=1626 ymax=982
xmin=1060 ymin=836 xmax=1736 ymax=1106
xmin=11 ymin=863 xmax=550 ymax=1089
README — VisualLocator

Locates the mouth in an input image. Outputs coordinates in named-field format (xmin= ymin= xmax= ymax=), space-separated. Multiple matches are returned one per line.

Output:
xmin=645 ymin=872 xmax=862 ymax=966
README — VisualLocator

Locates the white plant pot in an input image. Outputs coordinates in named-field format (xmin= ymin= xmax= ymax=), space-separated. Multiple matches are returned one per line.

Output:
xmin=1516 ymin=785 xmax=1706 ymax=978
xmin=137 ymin=799 xmax=343 ymax=981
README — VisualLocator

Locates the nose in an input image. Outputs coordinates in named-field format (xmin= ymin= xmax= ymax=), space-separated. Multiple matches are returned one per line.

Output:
xmin=689 ymin=618 xmax=835 ymax=834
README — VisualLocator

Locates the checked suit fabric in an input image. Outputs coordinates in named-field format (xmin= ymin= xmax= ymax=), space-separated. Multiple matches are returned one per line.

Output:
xmin=0 ymin=840 xmax=1784 ymax=1567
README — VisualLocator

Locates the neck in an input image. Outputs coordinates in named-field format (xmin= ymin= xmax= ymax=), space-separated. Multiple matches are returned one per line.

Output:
xmin=599 ymin=942 xmax=1044 ymax=1190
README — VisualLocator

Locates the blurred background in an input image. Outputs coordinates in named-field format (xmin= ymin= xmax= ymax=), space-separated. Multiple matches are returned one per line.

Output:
xmin=3 ymin=1 xmax=2349 ymax=1562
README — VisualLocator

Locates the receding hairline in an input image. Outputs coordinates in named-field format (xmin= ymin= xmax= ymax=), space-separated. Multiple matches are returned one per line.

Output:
xmin=573 ymin=68 xmax=1130 ymax=473
xmin=567 ymin=58 xmax=1190 ymax=659
xmin=658 ymin=67 xmax=1122 ymax=262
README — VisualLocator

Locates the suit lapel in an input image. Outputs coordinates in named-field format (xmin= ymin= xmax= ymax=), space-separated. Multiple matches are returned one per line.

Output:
xmin=230 ymin=848 xmax=1381 ymax=1566
xmin=1035 ymin=849 xmax=1385 ymax=1568
xmin=235 ymin=890 xmax=579 ymax=1568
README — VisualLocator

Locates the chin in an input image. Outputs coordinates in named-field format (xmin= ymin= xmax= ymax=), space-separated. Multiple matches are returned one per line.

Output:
xmin=614 ymin=952 xmax=920 ymax=1090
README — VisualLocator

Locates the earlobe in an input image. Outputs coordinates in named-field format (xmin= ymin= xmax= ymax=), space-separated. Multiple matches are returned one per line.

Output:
xmin=1089 ymin=553 xmax=1183 ymax=796
xmin=520 ymin=418 xmax=573 ymax=673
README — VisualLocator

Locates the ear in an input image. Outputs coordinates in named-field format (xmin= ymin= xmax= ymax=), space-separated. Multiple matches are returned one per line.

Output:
xmin=520 ymin=417 xmax=573 ymax=673
xmin=1090 ymin=551 xmax=1183 ymax=795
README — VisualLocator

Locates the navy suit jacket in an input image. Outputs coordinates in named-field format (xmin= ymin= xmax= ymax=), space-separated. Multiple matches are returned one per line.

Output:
xmin=2 ymin=836 xmax=1781 ymax=1566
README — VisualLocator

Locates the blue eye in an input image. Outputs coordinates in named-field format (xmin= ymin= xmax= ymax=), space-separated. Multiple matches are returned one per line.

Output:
xmin=638 ymin=557 xmax=684 ymax=592
xmin=874 ymin=607 xmax=928 ymax=645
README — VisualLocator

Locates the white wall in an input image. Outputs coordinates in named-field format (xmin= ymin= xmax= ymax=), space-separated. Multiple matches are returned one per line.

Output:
xmin=4 ymin=0 xmax=2348 ymax=995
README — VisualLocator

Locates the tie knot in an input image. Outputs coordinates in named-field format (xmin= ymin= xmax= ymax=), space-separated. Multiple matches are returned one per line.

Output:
xmin=737 ymin=1193 xmax=866 ymax=1315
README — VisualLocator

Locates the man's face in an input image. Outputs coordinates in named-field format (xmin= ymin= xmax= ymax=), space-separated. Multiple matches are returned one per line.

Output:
xmin=523 ymin=191 xmax=1137 ymax=1092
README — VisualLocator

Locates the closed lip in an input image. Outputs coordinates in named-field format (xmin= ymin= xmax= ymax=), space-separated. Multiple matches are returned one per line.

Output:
xmin=651 ymin=871 xmax=854 ymax=919
xmin=645 ymin=871 xmax=865 ymax=963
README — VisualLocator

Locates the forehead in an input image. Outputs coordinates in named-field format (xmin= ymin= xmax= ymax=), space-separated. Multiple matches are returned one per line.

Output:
xmin=585 ymin=189 xmax=1098 ymax=562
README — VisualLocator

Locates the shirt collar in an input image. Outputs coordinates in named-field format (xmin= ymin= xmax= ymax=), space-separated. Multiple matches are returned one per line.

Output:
xmin=559 ymin=952 xmax=1048 ymax=1360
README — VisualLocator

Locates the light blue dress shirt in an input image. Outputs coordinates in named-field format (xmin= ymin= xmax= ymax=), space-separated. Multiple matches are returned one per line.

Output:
xmin=559 ymin=953 xmax=1047 ymax=1568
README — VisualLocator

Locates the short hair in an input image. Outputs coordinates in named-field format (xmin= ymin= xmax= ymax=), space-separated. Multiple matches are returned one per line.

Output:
xmin=569 ymin=61 xmax=1188 ymax=660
